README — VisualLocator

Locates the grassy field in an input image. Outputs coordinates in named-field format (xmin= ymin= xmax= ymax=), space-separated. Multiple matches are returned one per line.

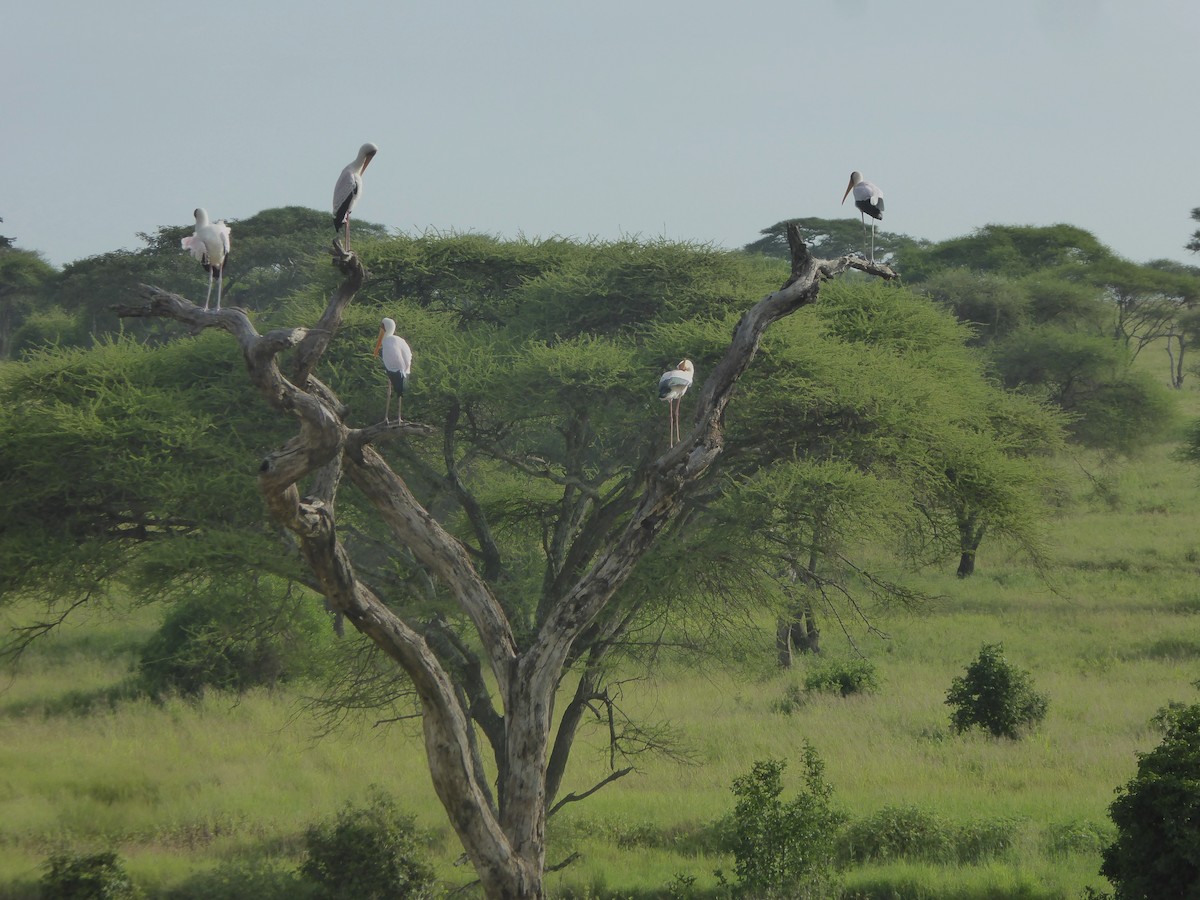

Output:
xmin=4 ymin=424 xmax=1200 ymax=896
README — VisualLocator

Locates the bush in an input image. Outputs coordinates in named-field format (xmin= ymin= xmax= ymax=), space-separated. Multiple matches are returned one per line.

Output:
xmin=838 ymin=806 xmax=1020 ymax=865
xmin=167 ymin=858 xmax=314 ymax=900
xmin=300 ymin=789 xmax=437 ymax=900
xmin=40 ymin=850 xmax=141 ymax=900
xmin=1100 ymin=703 xmax=1200 ymax=898
xmin=803 ymin=657 xmax=880 ymax=697
xmin=838 ymin=805 xmax=953 ymax=864
xmin=945 ymin=643 xmax=1048 ymax=739
xmin=726 ymin=748 xmax=842 ymax=898
xmin=1043 ymin=819 xmax=1114 ymax=858
xmin=138 ymin=575 xmax=336 ymax=696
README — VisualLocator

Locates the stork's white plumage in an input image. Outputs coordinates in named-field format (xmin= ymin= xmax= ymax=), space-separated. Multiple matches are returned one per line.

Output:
xmin=374 ymin=317 xmax=412 ymax=423
xmin=841 ymin=171 xmax=884 ymax=262
xmin=180 ymin=208 xmax=231 ymax=311
xmin=657 ymin=359 xmax=694 ymax=447
xmin=333 ymin=142 xmax=378 ymax=251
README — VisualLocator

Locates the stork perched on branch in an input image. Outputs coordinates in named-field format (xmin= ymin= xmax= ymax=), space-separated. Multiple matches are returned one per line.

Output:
xmin=180 ymin=208 xmax=231 ymax=311
xmin=374 ymin=316 xmax=411 ymax=423
xmin=333 ymin=142 xmax=378 ymax=251
xmin=658 ymin=359 xmax=694 ymax=447
xmin=841 ymin=171 xmax=884 ymax=262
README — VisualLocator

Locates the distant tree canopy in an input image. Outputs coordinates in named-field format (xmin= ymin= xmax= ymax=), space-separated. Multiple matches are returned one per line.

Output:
xmin=894 ymin=224 xmax=1187 ymax=451
xmin=0 ymin=247 xmax=56 ymax=359
xmin=1188 ymin=207 xmax=1200 ymax=256
xmin=744 ymin=216 xmax=927 ymax=265
xmin=10 ymin=206 xmax=387 ymax=355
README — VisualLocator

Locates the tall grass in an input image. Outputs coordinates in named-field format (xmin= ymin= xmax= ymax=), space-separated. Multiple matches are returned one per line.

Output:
xmin=4 ymin=434 xmax=1200 ymax=896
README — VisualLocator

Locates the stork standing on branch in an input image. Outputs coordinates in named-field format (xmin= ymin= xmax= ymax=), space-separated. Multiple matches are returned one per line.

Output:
xmin=658 ymin=359 xmax=694 ymax=446
xmin=333 ymin=142 xmax=378 ymax=251
xmin=841 ymin=171 xmax=884 ymax=262
xmin=374 ymin=316 xmax=412 ymax=423
xmin=180 ymin=208 xmax=231 ymax=310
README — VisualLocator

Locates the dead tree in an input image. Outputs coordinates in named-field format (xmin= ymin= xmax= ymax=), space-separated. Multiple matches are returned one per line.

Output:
xmin=116 ymin=231 xmax=895 ymax=900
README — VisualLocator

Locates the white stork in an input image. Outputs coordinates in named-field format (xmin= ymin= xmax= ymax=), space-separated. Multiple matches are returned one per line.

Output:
xmin=333 ymin=142 xmax=378 ymax=251
xmin=658 ymin=359 xmax=694 ymax=447
xmin=841 ymin=171 xmax=884 ymax=262
xmin=374 ymin=316 xmax=412 ymax=423
xmin=180 ymin=208 xmax=231 ymax=311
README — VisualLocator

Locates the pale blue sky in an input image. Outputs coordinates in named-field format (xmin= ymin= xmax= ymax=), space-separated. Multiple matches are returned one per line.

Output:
xmin=3 ymin=0 xmax=1198 ymax=268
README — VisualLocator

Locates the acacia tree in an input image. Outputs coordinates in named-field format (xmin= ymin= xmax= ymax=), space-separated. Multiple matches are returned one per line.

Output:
xmin=114 ymin=227 xmax=895 ymax=899
xmin=0 ymin=247 xmax=56 ymax=358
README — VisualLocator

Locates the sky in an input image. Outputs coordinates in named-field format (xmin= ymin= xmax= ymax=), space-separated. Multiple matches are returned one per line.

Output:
xmin=3 ymin=0 xmax=1198 ymax=269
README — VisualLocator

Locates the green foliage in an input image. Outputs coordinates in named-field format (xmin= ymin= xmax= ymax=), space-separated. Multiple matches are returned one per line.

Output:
xmin=946 ymin=643 xmax=1048 ymax=739
xmin=900 ymin=223 xmax=1116 ymax=282
xmin=742 ymin=216 xmax=928 ymax=265
xmin=802 ymin=657 xmax=880 ymax=697
xmin=300 ymin=789 xmax=437 ymax=900
xmin=40 ymin=849 xmax=142 ymax=900
xmin=1043 ymin=819 xmax=1114 ymax=858
xmin=11 ymin=305 xmax=90 ymax=355
xmin=0 ymin=334 xmax=294 ymax=612
xmin=727 ymin=751 xmax=842 ymax=898
xmin=1100 ymin=703 xmax=1200 ymax=898
xmin=0 ymin=247 xmax=57 ymax=359
xmin=166 ymin=858 xmax=315 ymax=900
xmin=837 ymin=806 xmax=1020 ymax=865
xmin=917 ymin=268 xmax=1031 ymax=344
xmin=991 ymin=326 xmax=1175 ymax=453
xmin=137 ymin=575 xmax=337 ymax=696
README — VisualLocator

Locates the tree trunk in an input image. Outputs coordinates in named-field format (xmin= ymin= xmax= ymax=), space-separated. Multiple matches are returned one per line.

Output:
xmin=776 ymin=536 xmax=822 ymax=666
xmin=1166 ymin=333 xmax=1186 ymax=389
xmin=115 ymin=232 xmax=896 ymax=900
xmin=956 ymin=519 xmax=986 ymax=578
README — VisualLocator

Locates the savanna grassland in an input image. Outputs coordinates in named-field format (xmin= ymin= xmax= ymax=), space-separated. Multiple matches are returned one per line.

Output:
xmin=2 ymin=389 xmax=1199 ymax=899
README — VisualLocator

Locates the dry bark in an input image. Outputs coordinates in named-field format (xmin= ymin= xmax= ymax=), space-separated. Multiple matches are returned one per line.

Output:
xmin=115 ymin=231 xmax=896 ymax=899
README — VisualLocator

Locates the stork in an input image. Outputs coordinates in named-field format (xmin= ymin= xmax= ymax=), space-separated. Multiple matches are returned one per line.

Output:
xmin=841 ymin=171 xmax=884 ymax=262
xmin=333 ymin=142 xmax=378 ymax=251
xmin=374 ymin=316 xmax=412 ymax=423
xmin=180 ymin=208 xmax=231 ymax=311
xmin=658 ymin=359 xmax=694 ymax=447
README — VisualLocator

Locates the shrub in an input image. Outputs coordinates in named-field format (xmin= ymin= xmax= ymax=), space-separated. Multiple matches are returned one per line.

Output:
xmin=838 ymin=806 xmax=1020 ymax=865
xmin=1100 ymin=703 xmax=1200 ymax=898
xmin=945 ymin=642 xmax=1048 ymax=739
xmin=166 ymin=858 xmax=314 ymax=900
xmin=300 ymin=788 xmax=437 ymax=900
xmin=1043 ymin=819 xmax=1114 ymax=858
xmin=726 ymin=748 xmax=842 ymax=898
xmin=772 ymin=682 xmax=807 ymax=715
xmin=803 ymin=657 xmax=880 ymax=697
xmin=40 ymin=850 xmax=141 ymax=900
xmin=838 ymin=805 xmax=952 ymax=864
xmin=138 ymin=575 xmax=336 ymax=696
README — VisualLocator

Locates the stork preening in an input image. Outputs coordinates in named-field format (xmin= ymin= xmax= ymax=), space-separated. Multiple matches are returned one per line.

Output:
xmin=180 ymin=208 xmax=231 ymax=311
xmin=374 ymin=316 xmax=412 ymax=423
xmin=658 ymin=359 xmax=694 ymax=447
xmin=841 ymin=171 xmax=884 ymax=262
xmin=333 ymin=142 xmax=378 ymax=251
